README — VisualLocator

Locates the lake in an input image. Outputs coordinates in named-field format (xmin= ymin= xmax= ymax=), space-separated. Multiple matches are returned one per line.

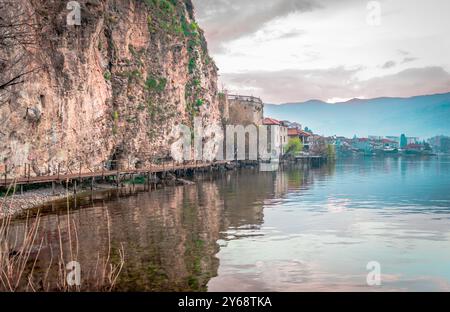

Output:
xmin=8 ymin=157 xmax=450 ymax=291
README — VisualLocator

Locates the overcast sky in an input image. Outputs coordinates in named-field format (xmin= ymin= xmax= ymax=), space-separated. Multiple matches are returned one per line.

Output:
xmin=192 ymin=0 xmax=450 ymax=103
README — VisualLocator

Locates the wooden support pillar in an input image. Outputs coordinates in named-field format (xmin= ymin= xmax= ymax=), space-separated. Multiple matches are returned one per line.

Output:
xmin=52 ymin=181 xmax=55 ymax=195
xmin=116 ymin=164 xmax=120 ymax=188
xmin=91 ymin=177 xmax=94 ymax=191
xmin=74 ymin=180 xmax=77 ymax=194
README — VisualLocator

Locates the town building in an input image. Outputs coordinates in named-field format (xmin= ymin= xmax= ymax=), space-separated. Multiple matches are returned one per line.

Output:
xmin=288 ymin=128 xmax=312 ymax=150
xmin=263 ymin=118 xmax=288 ymax=156
xmin=428 ymin=135 xmax=450 ymax=154
xmin=352 ymin=138 xmax=373 ymax=154
xmin=224 ymin=93 xmax=264 ymax=126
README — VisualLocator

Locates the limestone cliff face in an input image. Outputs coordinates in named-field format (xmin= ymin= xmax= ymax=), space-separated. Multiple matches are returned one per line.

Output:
xmin=0 ymin=0 xmax=220 ymax=177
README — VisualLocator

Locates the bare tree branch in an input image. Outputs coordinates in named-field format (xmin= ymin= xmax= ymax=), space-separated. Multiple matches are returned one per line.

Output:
xmin=0 ymin=1 xmax=40 ymax=98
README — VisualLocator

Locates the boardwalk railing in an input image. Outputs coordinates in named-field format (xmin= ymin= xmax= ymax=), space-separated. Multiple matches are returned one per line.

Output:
xmin=0 ymin=159 xmax=228 ymax=188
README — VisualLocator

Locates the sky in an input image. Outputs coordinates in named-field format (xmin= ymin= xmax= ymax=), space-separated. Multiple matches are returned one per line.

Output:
xmin=192 ymin=0 xmax=450 ymax=104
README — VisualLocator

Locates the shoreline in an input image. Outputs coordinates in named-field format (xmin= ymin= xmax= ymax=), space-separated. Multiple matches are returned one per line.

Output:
xmin=0 ymin=162 xmax=240 ymax=219
xmin=0 ymin=183 xmax=119 ymax=219
xmin=0 ymin=171 xmax=227 ymax=219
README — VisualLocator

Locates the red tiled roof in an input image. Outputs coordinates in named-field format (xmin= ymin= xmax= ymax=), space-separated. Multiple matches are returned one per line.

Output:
xmin=382 ymin=139 xmax=397 ymax=144
xmin=288 ymin=128 xmax=301 ymax=136
xmin=263 ymin=118 xmax=281 ymax=125
xmin=299 ymin=130 xmax=312 ymax=137
xmin=289 ymin=128 xmax=312 ymax=137
xmin=406 ymin=143 xmax=422 ymax=149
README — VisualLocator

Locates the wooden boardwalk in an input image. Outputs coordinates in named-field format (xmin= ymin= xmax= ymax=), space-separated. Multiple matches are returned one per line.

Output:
xmin=0 ymin=161 xmax=229 ymax=188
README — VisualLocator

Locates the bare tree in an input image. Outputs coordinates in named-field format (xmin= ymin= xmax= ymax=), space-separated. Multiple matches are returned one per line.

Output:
xmin=0 ymin=1 xmax=40 ymax=103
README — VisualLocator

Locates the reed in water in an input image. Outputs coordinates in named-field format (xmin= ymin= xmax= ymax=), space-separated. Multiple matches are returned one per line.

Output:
xmin=0 ymin=182 xmax=125 ymax=292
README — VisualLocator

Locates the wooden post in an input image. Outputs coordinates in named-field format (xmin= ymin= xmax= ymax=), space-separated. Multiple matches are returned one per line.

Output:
xmin=4 ymin=164 xmax=6 ymax=186
xmin=74 ymin=180 xmax=77 ymax=194
xmin=28 ymin=164 xmax=31 ymax=182
xmin=57 ymin=163 xmax=60 ymax=180
xmin=117 ymin=165 xmax=120 ymax=188
xmin=79 ymin=162 xmax=82 ymax=179
xmin=52 ymin=181 xmax=55 ymax=195
xmin=91 ymin=177 xmax=94 ymax=191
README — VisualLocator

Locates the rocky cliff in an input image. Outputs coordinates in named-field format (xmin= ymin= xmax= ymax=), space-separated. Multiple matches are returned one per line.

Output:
xmin=0 ymin=0 xmax=220 ymax=177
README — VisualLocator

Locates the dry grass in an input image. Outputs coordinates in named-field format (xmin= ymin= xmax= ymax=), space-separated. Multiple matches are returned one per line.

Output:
xmin=0 ymin=182 xmax=125 ymax=292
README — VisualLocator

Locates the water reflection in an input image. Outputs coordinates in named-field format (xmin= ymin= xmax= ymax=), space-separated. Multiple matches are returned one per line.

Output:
xmin=7 ymin=157 xmax=450 ymax=291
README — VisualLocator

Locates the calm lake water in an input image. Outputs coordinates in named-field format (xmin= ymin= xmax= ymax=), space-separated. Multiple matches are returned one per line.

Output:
xmin=11 ymin=157 xmax=450 ymax=291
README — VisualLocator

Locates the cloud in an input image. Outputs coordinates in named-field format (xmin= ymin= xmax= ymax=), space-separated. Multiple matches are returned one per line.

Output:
xmin=397 ymin=50 xmax=410 ymax=56
xmin=221 ymin=67 xmax=450 ymax=103
xmin=402 ymin=57 xmax=418 ymax=64
xmin=192 ymin=0 xmax=321 ymax=52
xmin=192 ymin=0 xmax=450 ymax=103
xmin=274 ymin=29 xmax=307 ymax=40
xmin=221 ymin=67 xmax=361 ymax=103
xmin=256 ymin=28 xmax=307 ymax=41
xmin=359 ymin=67 xmax=450 ymax=99
xmin=382 ymin=61 xmax=396 ymax=69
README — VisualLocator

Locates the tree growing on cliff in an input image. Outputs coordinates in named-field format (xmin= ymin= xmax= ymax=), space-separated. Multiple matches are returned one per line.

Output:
xmin=0 ymin=1 xmax=39 ymax=103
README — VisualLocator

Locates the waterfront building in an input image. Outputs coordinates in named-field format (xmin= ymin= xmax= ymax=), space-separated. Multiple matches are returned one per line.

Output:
xmin=263 ymin=118 xmax=289 ymax=156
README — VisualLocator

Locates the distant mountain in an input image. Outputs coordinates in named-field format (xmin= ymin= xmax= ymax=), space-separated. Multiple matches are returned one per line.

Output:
xmin=264 ymin=92 xmax=450 ymax=139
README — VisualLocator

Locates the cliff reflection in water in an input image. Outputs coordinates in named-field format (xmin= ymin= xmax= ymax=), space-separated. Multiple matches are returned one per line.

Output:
xmin=7 ymin=163 xmax=333 ymax=291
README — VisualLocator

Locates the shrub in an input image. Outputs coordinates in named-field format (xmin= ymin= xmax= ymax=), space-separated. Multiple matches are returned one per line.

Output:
xmin=188 ymin=58 xmax=196 ymax=74
xmin=190 ymin=22 xmax=199 ymax=31
xmin=195 ymin=99 xmax=204 ymax=107
xmin=158 ymin=0 xmax=174 ymax=14
xmin=286 ymin=137 xmax=303 ymax=155
xmin=145 ymin=77 xmax=158 ymax=90
xmin=104 ymin=71 xmax=111 ymax=81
